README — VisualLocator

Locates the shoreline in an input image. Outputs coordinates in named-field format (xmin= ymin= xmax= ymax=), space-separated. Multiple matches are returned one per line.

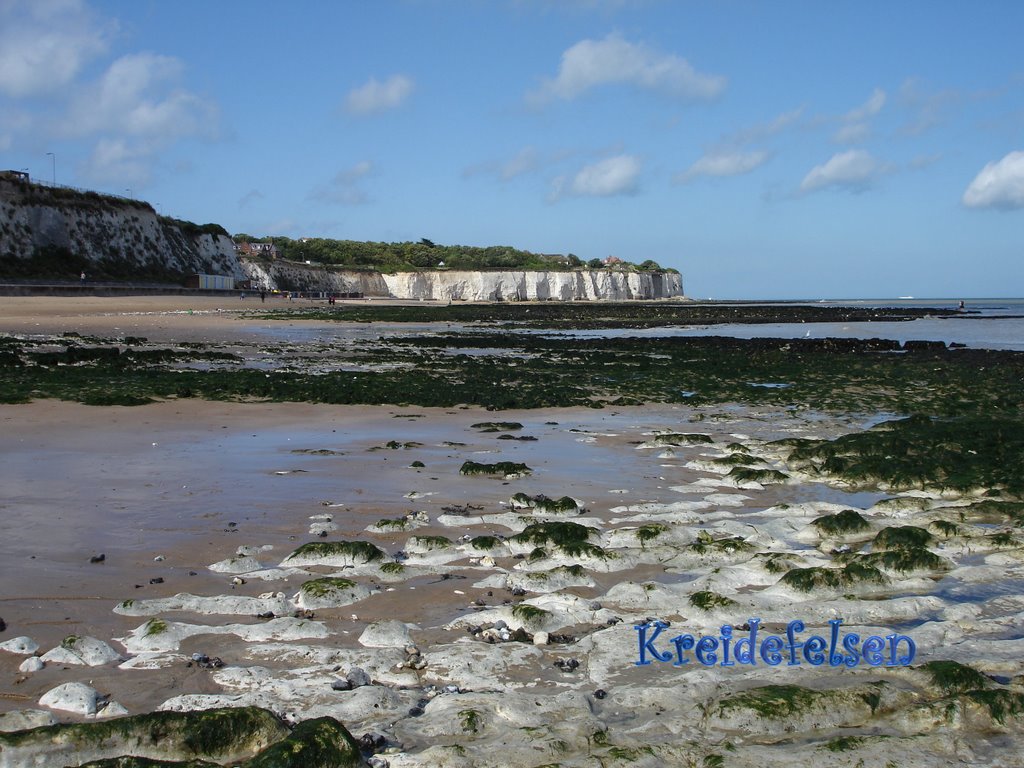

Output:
xmin=1 ymin=297 xmax=1022 ymax=766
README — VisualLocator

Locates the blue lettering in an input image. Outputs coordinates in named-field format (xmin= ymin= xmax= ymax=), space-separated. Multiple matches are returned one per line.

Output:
xmin=720 ymin=625 xmax=734 ymax=667
xmin=760 ymin=634 xmax=783 ymax=666
xmin=670 ymin=634 xmax=695 ymax=666
xmin=842 ymin=632 xmax=861 ymax=667
xmin=695 ymin=636 xmax=719 ymax=666
xmin=828 ymin=619 xmax=844 ymax=666
xmin=802 ymin=635 xmax=827 ymax=666
xmin=634 ymin=621 xmax=673 ymax=666
xmin=886 ymin=633 xmax=916 ymax=666
xmin=785 ymin=620 xmax=805 ymax=666
xmin=861 ymin=635 xmax=885 ymax=666
xmin=733 ymin=619 xmax=760 ymax=666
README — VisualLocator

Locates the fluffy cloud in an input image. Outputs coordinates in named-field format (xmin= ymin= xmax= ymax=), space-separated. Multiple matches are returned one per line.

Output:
xmin=0 ymin=0 xmax=112 ymax=97
xmin=962 ymin=150 xmax=1024 ymax=209
xmin=345 ymin=75 xmax=414 ymax=115
xmin=309 ymin=161 xmax=374 ymax=205
xmin=676 ymin=150 xmax=768 ymax=183
xmin=551 ymin=154 xmax=641 ymax=199
xmin=79 ymin=138 xmax=152 ymax=185
xmin=529 ymin=34 xmax=725 ymax=105
xmin=67 ymin=53 xmax=218 ymax=140
xmin=800 ymin=149 xmax=882 ymax=193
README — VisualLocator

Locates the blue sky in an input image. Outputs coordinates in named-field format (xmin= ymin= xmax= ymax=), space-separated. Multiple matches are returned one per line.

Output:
xmin=1 ymin=0 xmax=1022 ymax=299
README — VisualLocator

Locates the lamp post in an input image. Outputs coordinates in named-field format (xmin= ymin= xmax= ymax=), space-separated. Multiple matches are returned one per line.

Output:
xmin=45 ymin=152 xmax=55 ymax=184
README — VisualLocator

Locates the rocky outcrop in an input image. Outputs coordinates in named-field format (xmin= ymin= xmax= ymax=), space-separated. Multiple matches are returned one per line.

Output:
xmin=382 ymin=269 xmax=683 ymax=301
xmin=241 ymin=260 xmax=684 ymax=301
xmin=0 ymin=176 xmax=242 ymax=279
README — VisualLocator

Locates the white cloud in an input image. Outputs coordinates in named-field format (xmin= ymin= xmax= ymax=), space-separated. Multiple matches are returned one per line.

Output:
xmin=67 ymin=53 xmax=218 ymax=140
xmin=528 ymin=33 xmax=725 ymax=105
xmin=309 ymin=161 xmax=374 ymax=205
xmin=962 ymin=150 xmax=1024 ymax=209
xmin=844 ymin=88 xmax=886 ymax=122
xmin=676 ymin=150 xmax=768 ymax=183
xmin=79 ymin=137 xmax=152 ymax=185
xmin=833 ymin=122 xmax=870 ymax=144
xmin=0 ymin=0 xmax=112 ymax=97
xmin=800 ymin=149 xmax=882 ymax=193
xmin=345 ymin=74 xmax=414 ymax=115
xmin=552 ymin=154 xmax=641 ymax=199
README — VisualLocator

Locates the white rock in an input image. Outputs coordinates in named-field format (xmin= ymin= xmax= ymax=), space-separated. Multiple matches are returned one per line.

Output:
xmin=18 ymin=656 xmax=44 ymax=673
xmin=533 ymin=631 xmax=549 ymax=646
xmin=0 ymin=636 xmax=39 ymax=655
xmin=97 ymin=701 xmax=130 ymax=718
xmin=39 ymin=682 xmax=101 ymax=715
xmin=359 ymin=620 xmax=414 ymax=648
xmin=40 ymin=636 xmax=122 ymax=666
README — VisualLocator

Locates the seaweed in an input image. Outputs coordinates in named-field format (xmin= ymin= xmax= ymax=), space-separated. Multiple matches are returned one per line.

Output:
xmin=873 ymin=526 xmax=934 ymax=550
xmin=812 ymin=509 xmax=871 ymax=535
xmin=689 ymin=531 xmax=752 ymax=555
xmin=471 ymin=421 xmax=523 ymax=432
xmin=513 ymin=521 xmax=605 ymax=558
xmin=459 ymin=460 xmax=532 ymax=478
xmin=717 ymin=685 xmax=819 ymax=718
xmin=636 ymin=523 xmax=668 ymax=546
xmin=244 ymin=716 xmax=362 ymax=767
xmin=964 ymin=689 xmax=1024 ymax=724
xmin=688 ymin=591 xmax=737 ymax=611
xmin=922 ymin=660 xmax=990 ymax=694
xmin=511 ymin=604 xmax=551 ymax=625
xmin=779 ymin=562 xmax=888 ymax=592
xmin=726 ymin=467 xmax=789 ymax=483
xmin=285 ymin=540 xmax=385 ymax=563
xmin=410 ymin=535 xmax=452 ymax=550
xmin=470 ymin=535 xmax=501 ymax=550
xmin=459 ymin=709 xmax=482 ymax=734
xmin=379 ymin=562 xmax=405 ymax=575
xmin=929 ymin=520 xmax=962 ymax=538
xmin=143 ymin=618 xmax=168 ymax=637
xmin=298 ymin=577 xmax=357 ymax=598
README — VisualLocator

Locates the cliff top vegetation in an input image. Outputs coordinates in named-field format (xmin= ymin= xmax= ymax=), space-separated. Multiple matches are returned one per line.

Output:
xmin=232 ymin=234 xmax=677 ymax=274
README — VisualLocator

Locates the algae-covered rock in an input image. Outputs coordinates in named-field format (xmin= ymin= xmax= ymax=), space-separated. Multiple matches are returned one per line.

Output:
xmin=80 ymin=758 xmax=220 ymax=767
xmin=245 ymin=717 xmax=363 ymax=767
xmin=0 ymin=706 xmax=289 ymax=766
xmin=281 ymin=540 xmax=387 ymax=568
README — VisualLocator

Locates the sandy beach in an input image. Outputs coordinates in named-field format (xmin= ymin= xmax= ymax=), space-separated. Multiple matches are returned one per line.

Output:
xmin=1 ymin=297 xmax=1023 ymax=767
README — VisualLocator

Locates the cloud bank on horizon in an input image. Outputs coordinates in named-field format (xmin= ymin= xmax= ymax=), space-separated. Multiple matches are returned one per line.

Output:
xmin=0 ymin=0 xmax=1021 ymax=298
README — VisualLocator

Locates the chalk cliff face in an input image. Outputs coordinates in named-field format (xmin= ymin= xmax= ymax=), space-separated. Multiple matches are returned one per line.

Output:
xmin=382 ymin=269 xmax=683 ymax=301
xmin=241 ymin=260 xmax=389 ymax=296
xmin=0 ymin=177 xmax=242 ymax=279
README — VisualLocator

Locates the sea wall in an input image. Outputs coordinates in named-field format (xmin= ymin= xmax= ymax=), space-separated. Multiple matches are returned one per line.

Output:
xmin=0 ymin=178 xmax=243 ymax=279
xmin=381 ymin=269 xmax=684 ymax=301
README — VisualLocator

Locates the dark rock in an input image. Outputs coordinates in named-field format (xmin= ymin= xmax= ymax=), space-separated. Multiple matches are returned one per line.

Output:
xmin=331 ymin=679 xmax=353 ymax=691
xmin=256 ymin=612 xmax=275 ymax=619
xmin=594 ymin=689 xmax=607 ymax=700
xmin=346 ymin=667 xmax=371 ymax=688
xmin=0 ymin=616 xmax=5 ymax=632
xmin=408 ymin=706 xmax=424 ymax=717
xmin=358 ymin=732 xmax=388 ymax=753
xmin=89 ymin=554 xmax=106 ymax=564
xmin=149 ymin=577 xmax=164 ymax=585
xmin=554 ymin=658 xmax=580 ymax=672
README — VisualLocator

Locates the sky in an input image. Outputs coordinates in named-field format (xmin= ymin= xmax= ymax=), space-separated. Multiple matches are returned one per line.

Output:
xmin=1 ymin=0 xmax=1022 ymax=299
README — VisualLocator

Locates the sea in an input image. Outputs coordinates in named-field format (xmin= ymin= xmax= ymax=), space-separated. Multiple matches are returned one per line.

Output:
xmin=547 ymin=298 xmax=1024 ymax=352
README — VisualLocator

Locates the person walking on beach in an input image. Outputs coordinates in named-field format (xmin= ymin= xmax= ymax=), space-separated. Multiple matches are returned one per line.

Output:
xmin=80 ymin=271 xmax=86 ymax=285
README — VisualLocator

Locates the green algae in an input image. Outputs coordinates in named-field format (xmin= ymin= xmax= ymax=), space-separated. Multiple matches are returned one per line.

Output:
xmin=410 ymin=535 xmax=452 ymax=550
xmin=379 ymin=561 xmax=405 ymax=575
xmin=298 ymin=577 xmax=358 ymax=598
xmin=0 ymin=707 xmax=288 ymax=763
xmin=930 ymin=520 xmax=962 ymax=538
xmin=471 ymin=421 xmax=523 ymax=432
xmin=459 ymin=708 xmax=482 ymax=734
xmin=726 ymin=467 xmax=789 ymax=484
xmin=689 ymin=591 xmax=737 ymax=611
xmin=636 ymin=523 xmax=668 ymax=546
xmin=511 ymin=604 xmax=551 ymax=625
xmin=244 ymin=716 xmax=362 ymax=767
xmin=717 ymin=684 xmax=819 ymax=718
xmin=143 ymin=618 xmax=168 ymax=637
xmin=469 ymin=535 xmax=501 ymax=550
xmin=513 ymin=521 xmax=605 ymax=558
xmin=460 ymin=460 xmax=532 ymax=477
xmin=689 ymin=531 xmax=753 ymax=555
xmin=964 ymin=689 xmax=1024 ymax=724
xmin=812 ymin=509 xmax=871 ymax=535
xmin=873 ymin=526 xmax=935 ymax=550
xmin=780 ymin=562 xmax=888 ymax=592
xmin=922 ymin=660 xmax=990 ymax=695
xmin=285 ymin=540 xmax=385 ymax=563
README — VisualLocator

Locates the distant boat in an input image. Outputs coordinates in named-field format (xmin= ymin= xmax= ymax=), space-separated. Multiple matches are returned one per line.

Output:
xmin=898 ymin=296 xmax=914 ymax=299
